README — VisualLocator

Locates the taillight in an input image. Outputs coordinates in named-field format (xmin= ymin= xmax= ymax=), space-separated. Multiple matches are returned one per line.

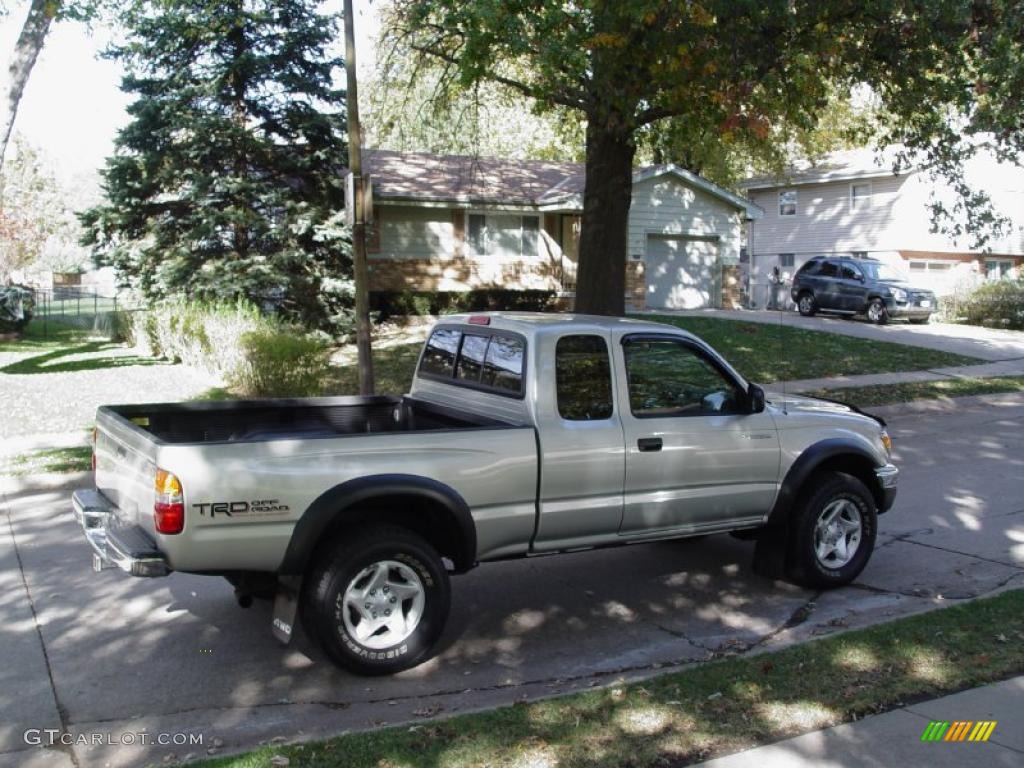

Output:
xmin=154 ymin=469 xmax=184 ymax=534
xmin=91 ymin=427 xmax=97 ymax=472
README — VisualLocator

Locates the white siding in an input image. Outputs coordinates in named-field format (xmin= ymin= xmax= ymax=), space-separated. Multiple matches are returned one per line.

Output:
xmin=629 ymin=176 xmax=743 ymax=264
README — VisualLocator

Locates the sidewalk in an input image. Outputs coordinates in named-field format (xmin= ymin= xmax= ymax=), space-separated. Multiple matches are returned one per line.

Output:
xmin=780 ymin=357 xmax=1024 ymax=393
xmin=696 ymin=675 xmax=1024 ymax=767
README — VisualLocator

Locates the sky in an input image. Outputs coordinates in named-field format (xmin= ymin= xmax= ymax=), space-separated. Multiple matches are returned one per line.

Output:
xmin=0 ymin=0 xmax=380 ymax=183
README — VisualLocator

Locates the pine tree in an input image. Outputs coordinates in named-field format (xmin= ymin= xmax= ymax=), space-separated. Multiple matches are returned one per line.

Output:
xmin=81 ymin=0 xmax=351 ymax=333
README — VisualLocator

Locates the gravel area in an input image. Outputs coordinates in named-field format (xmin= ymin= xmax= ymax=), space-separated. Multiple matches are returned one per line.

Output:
xmin=0 ymin=341 xmax=218 ymax=439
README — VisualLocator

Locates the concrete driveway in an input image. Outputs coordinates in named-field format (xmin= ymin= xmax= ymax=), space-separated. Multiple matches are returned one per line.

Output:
xmin=3 ymin=393 xmax=1024 ymax=767
xmin=649 ymin=309 xmax=1024 ymax=362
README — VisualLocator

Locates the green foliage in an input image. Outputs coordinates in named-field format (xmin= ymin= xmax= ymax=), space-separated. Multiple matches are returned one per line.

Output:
xmin=370 ymin=289 xmax=558 ymax=319
xmin=0 ymin=284 xmax=34 ymax=333
xmin=959 ymin=279 xmax=1024 ymax=330
xmin=231 ymin=327 xmax=330 ymax=397
xmin=133 ymin=299 xmax=331 ymax=397
xmin=80 ymin=0 xmax=353 ymax=335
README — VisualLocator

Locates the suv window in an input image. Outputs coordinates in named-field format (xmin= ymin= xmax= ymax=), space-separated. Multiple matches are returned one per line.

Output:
xmin=840 ymin=262 xmax=863 ymax=280
xmin=556 ymin=335 xmax=613 ymax=421
xmin=818 ymin=260 xmax=839 ymax=278
xmin=796 ymin=260 xmax=820 ymax=277
xmin=623 ymin=338 xmax=743 ymax=417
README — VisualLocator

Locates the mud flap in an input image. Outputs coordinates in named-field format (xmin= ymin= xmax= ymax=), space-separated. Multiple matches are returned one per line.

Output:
xmin=752 ymin=526 xmax=789 ymax=581
xmin=271 ymin=574 xmax=302 ymax=645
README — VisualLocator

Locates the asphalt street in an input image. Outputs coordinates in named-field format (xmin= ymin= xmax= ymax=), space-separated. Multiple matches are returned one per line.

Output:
xmin=2 ymin=392 xmax=1023 ymax=767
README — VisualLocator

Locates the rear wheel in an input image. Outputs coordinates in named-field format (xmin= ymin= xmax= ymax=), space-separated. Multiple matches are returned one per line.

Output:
xmin=305 ymin=524 xmax=450 ymax=675
xmin=786 ymin=471 xmax=877 ymax=589
xmin=866 ymin=298 xmax=888 ymax=325
xmin=797 ymin=292 xmax=817 ymax=317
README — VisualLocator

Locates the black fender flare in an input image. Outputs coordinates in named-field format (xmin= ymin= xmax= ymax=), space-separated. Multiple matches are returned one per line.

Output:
xmin=277 ymin=474 xmax=476 ymax=574
xmin=766 ymin=438 xmax=883 ymax=528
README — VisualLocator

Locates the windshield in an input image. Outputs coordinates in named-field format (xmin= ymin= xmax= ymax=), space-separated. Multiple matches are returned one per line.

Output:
xmin=860 ymin=261 xmax=910 ymax=282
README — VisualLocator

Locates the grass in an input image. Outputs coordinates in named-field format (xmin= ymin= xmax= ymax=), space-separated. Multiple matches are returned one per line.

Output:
xmin=0 ymin=445 xmax=92 ymax=475
xmin=805 ymin=375 xmax=1024 ymax=409
xmin=641 ymin=315 xmax=979 ymax=384
xmin=197 ymin=589 xmax=1024 ymax=768
xmin=320 ymin=315 xmax=980 ymax=396
xmin=0 ymin=318 xmax=89 ymax=352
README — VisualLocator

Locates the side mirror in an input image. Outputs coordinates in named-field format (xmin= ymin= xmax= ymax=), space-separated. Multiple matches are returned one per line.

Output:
xmin=748 ymin=383 xmax=766 ymax=414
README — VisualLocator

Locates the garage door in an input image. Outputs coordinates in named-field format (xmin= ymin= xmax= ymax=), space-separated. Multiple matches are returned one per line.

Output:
xmin=646 ymin=236 xmax=718 ymax=309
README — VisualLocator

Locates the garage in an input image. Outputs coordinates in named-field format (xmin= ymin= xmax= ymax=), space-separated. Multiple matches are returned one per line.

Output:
xmin=645 ymin=235 xmax=719 ymax=309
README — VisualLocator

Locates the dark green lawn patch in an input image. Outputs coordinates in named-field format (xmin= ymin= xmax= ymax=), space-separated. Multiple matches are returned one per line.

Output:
xmin=326 ymin=338 xmax=425 ymax=395
xmin=804 ymin=375 xmax=1024 ymax=409
xmin=0 ymin=340 xmax=164 ymax=374
xmin=0 ymin=445 xmax=92 ymax=475
xmin=0 ymin=318 xmax=89 ymax=352
xmin=641 ymin=315 xmax=979 ymax=384
xmin=197 ymin=589 xmax=1024 ymax=768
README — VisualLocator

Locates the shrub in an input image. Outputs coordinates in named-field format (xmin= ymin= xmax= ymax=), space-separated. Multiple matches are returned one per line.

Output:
xmin=230 ymin=327 xmax=331 ymax=397
xmin=371 ymin=289 xmax=558 ymax=319
xmin=959 ymin=279 xmax=1024 ymax=330
xmin=0 ymin=285 xmax=35 ymax=333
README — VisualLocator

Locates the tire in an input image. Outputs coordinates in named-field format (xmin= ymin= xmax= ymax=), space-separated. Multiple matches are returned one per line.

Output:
xmin=866 ymin=298 xmax=888 ymax=325
xmin=797 ymin=292 xmax=817 ymax=317
xmin=305 ymin=524 xmax=451 ymax=675
xmin=786 ymin=471 xmax=877 ymax=589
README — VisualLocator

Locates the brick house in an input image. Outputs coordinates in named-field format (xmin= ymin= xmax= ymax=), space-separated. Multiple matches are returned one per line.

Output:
xmin=359 ymin=150 xmax=763 ymax=310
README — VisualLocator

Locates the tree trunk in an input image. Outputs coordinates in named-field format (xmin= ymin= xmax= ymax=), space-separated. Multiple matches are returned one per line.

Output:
xmin=574 ymin=119 xmax=636 ymax=316
xmin=0 ymin=0 xmax=59 ymax=173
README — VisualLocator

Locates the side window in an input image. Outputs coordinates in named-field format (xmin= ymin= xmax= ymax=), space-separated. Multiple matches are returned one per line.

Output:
xmin=818 ymin=260 xmax=839 ymax=278
xmin=556 ymin=335 xmax=613 ymax=421
xmin=481 ymin=335 xmax=525 ymax=394
xmin=419 ymin=328 xmax=461 ymax=378
xmin=624 ymin=339 xmax=743 ymax=417
xmin=455 ymin=334 xmax=489 ymax=383
xmin=797 ymin=260 xmax=820 ymax=277
xmin=840 ymin=263 xmax=863 ymax=281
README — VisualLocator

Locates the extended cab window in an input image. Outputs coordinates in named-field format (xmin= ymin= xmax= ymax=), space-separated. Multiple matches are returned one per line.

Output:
xmin=624 ymin=339 xmax=743 ymax=417
xmin=420 ymin=328 xmax=461 ymax=377
xmin=556 ymin=335 xmax=613 ymax=420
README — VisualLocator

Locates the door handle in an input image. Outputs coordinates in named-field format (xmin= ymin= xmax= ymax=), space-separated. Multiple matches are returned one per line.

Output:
xmin=637 ymin=437 xmax=663 ymax=452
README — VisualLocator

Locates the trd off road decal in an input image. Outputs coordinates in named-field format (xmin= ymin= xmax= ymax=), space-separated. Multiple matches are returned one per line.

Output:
xmin=192 ymin=499 xmax=290 ymax=518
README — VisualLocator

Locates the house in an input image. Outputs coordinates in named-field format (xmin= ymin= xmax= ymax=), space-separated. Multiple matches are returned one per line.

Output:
xmin=359 ymin=150 xmax=763 ymax=310
xmin=742 ymin=148 xmax=1024 ymax=308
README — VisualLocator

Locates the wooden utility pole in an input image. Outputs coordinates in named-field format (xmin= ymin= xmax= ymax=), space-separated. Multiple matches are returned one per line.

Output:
xmin=343 ymin=0 xmax=374 ymax=394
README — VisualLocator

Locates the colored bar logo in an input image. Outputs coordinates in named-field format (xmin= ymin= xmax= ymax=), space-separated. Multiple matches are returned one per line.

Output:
xmin=921 ymin=721 xmax=997 ymax=742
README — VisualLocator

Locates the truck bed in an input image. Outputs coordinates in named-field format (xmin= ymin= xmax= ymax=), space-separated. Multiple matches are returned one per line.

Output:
xmin=102 ymin=395 xmax=513 ymax=445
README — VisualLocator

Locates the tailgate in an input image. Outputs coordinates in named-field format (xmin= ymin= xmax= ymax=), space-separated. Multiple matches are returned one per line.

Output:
xmin=94 ymin=406 xmax=160 ymax=532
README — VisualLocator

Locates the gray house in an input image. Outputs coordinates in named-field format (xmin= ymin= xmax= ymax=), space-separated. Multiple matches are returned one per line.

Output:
xmin=742 ymin=148 xmax=1024 ymax=307
xmin=361 ymin=150 xmax=762 ymax=310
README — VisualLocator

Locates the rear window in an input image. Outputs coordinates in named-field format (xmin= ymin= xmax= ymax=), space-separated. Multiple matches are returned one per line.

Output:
xmin=418 ymin=327 xmax=526 ymax=397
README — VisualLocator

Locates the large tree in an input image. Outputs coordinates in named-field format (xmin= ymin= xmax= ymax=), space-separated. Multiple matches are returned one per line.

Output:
xmin=389 ymin=1 xmax=1022 ymax=315
xmin=81 ymin=0 xmax=352 ymax=333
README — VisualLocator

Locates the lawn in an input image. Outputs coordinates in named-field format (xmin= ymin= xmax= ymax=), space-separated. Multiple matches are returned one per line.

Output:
xmin=805 ymin=375 xmax=1024 ymax=409
xmin=197 ymin=589 xmax=1024 ymax=768
xmin=324 ymin=315 xmax=980 ymax=396
xmin=0 ymin=318 xmax=88 ymax=352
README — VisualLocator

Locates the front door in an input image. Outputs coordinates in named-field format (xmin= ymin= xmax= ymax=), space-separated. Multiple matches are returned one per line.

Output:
xmin=618 ymin=336 xmax=781 ymax=534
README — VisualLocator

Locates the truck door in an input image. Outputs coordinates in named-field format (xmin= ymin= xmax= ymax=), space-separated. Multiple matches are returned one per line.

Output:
xmin=617 ymin=334 xmax=780 ymax=534
xmin=532 ymin=332 xmax=626 ymax=552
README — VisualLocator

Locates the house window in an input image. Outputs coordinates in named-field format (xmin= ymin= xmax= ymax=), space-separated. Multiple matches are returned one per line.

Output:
xmin=910 ymin=260 xmax=954 ymax=274
xmin=778 ymin=253 xmax=794 ymax=268
xmin=467 ymin=213 xmax=539 ymax=257
xmin=851 ymin=251 xmax=868 ymax=259
xmin=850 ymin=183 xmax=872 ymax=212
xmin=986 ymin=259 xmax=1015 ymax=281
xmin=778 ymin=190 xmax=797 ymax=216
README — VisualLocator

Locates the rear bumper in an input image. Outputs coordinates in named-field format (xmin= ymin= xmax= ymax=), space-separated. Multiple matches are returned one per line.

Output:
xmin=875 ymin=464 xmax=899 ymax=513
xmin=72 ymin=489 xmax=169 ymax=577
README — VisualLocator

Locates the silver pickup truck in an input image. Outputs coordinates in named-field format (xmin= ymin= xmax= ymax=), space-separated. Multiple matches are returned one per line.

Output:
xmin=74 ymin=312 xmax=897 ymax=674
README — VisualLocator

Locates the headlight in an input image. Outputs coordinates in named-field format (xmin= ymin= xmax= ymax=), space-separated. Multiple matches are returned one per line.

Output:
xmin=891 ymin=288 xmax=907 ymax=301
xmin=880 ymin=430 xmax=892 ymax=458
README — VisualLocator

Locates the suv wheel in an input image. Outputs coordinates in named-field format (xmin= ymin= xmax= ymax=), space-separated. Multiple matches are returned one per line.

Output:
xmin=786 ymin=471 xmax=877 ymax=589
xmin=797 ymin=292 xmax=817 ymax=317
xmin=305 ymin=524 xmax=451 ymax=675
xmin=866 ymin=298 xmax=888 ymax=325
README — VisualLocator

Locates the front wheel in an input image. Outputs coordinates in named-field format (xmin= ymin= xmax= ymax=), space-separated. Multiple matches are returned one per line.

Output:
xmin=305 ymin=524 xmax=451 ymax=675
xmin=866 ymin=298 xmax=888 ymax=325
xmin=786 ymin=471 xmax=877 ymax=589
xmin=797 ymin=292 xmax=817 ymax=317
